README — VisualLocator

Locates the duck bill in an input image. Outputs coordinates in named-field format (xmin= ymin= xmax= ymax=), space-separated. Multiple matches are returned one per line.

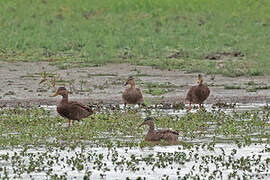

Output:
xmin=197 ymin=78 xmax=202 ymax=84
xmin=52 ymin=92 xmax=58 ymax=97
xmin=124 ymin=81 xmax=128 ymax=86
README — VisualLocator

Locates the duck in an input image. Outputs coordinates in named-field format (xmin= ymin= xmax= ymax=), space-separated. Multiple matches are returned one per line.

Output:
xmin=185 ymin=74 xmax=210 ymax=112
xmin=139 ymin=117 xmax=179 ymax=144
xmin=122 ymin=76 xmax=143 ymax=107
xmin=52 ymin=87 xmax=93 ymax=128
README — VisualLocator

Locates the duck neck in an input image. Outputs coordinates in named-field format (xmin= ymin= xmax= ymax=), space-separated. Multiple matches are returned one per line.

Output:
xmin=130 ymin=83 xmax=135 ymax=88
xmin=198 ymin=79 xmax=203 ymax=86
xmin=61 ymin=94 xmax=68 ymax=103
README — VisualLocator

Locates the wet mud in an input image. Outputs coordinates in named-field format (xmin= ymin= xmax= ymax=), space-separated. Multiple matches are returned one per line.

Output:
xmin=1 ymin=62 xmax=270 ymax=107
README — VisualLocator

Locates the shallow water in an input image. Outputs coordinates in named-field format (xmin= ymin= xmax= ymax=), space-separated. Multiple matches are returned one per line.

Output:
xmin=40 ymin=102 xmax=269 ymax=144
xmin=1 ymin=103 xmax=269 ymax=179
xmin=1 ymin=144 xmax=269 ymax=179
xmin=41 ymin=102 xmax=268 ymax=116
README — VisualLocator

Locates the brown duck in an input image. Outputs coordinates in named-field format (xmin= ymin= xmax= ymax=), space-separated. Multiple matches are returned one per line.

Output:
xmin=139 ymin=117 xmax=179 ymax=144
xmin=122 ymin=76 xmax=143 ymax=107
xmin=52 ymin=87 xmax=93 ymax=128
xmin=185 ymin=74 xmax=210 ymax=112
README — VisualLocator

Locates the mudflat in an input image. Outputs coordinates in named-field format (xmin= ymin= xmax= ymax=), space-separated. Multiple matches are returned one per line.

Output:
xmin=0 ymin=62 xmax=270 ymax=107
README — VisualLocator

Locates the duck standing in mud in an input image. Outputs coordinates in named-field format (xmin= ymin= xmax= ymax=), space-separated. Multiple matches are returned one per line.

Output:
xmin=52 ymin=87 xmax=93 ymax=128
xmin=122 ymin=76 xmax=143 ymax=107
xmin=139 ymin=117 xmax=179 ymax=144
xmin=185 ymin=74 xmax=210 ymax=112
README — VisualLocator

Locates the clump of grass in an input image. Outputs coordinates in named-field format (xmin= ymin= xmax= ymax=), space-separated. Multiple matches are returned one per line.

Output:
xmin=172 ymin=102 xmax=185 ymax=110
xmin=244 ymin=81 xmax=270 ymax=92
xmin=219 ymin=60 xmax=264 ymax=77
xmin=245 ymin=81 xmax=260 ymax=86
xmin=144 ymin=88 xmax=173 ymax=96
xmin=246 ymin=85 xmax=270 ymax=92
xmin=224 ymin=80 xmax=270 ymax=92
xmin=142 ymin=82 xmax=176 ymax=96
xmin=212 ymin=102 xmax=236 ymax=109
xmin=144 ymin=82 xmax=177 ymax=89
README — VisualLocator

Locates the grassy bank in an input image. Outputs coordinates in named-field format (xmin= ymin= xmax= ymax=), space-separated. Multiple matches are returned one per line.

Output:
xmin=0 ymin=0 xmax=270 ymax=76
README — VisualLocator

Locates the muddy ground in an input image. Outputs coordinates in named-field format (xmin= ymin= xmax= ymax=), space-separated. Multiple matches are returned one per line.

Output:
xmin=0 ymin=62 xmax=270 ymax=107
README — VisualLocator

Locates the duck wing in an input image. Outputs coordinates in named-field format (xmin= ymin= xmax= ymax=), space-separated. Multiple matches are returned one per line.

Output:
xmin=57 ymin=105 xmax=72 ymax=120
xmin=160 ymin=130 xmax=179 ymax=143
xmin=200 ymin=85 xmax=210 ymax=100
xmin=157 ymin=129 xmax=179 ymax=136
xmin=194 ymin=85 xmax=210 ymax=102
xmin=185 ymin=86 xmax=197 ymax=102
xmin=64 ymin=101 xmax=93 ymax=120
xmin=136 ymin=88 xmax=143 ymax=102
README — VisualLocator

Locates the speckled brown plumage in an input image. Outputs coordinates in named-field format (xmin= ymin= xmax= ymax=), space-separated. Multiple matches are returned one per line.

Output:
xmin=53 ymin=87 xmax=93 ymax=127
xmin=185 ymin=74 xmax=210 ymax=111
xmin=122 ymin=76 xmax=143 ymax=106
xmin=139 ymin=117 xmax=179 ymax=144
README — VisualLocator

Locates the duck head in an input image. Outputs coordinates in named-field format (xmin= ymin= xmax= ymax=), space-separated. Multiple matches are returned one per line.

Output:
xmin=139 ymin=117 xmax=154 ymax=127
xmin=52 ymin=87 xmax=69 ymax=97
xmin=197 ymin=74 xmax=204 ymax=85
xmin=124 ymin=76 xmax=135 ymax=87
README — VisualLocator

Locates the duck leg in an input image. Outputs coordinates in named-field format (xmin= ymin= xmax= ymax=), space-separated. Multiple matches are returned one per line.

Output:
xmin=68 ymin=120 xmax=71 ymax=128
xmin=189 ymin=102 xmax=191 ymax=112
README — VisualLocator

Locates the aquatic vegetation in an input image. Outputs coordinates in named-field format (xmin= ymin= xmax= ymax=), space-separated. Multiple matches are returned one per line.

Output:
xmin=0 ymin=105 xmax=269 ymax=178
xmin=0 ymin=106 xmax=269 ymax=147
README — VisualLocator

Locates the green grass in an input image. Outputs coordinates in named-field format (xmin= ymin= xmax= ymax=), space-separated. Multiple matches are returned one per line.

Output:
xmin=142 ymin=82 xmax=176 ymax=95
xmin=224 ymin=80 xmax=270 ymax=92
xmin=144 ymin=88 xmax=173 ymax=96
xmin=0 ymin=0 xmax=270 ymax=75
xmin=144 ymin=82 xmax=177 ymax=89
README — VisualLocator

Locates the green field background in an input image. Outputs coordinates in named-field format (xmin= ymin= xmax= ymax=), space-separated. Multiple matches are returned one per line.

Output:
xmin=0 ymin=0 xmax=269 ymax=75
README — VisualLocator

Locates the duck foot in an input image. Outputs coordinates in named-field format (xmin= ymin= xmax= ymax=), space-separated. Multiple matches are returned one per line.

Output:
xmin=68 ymin=120 xmax=71 ymax=128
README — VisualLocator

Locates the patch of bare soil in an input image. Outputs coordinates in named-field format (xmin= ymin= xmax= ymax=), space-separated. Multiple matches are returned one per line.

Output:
xmin=0 ymin=62 xmax=270 ymax=107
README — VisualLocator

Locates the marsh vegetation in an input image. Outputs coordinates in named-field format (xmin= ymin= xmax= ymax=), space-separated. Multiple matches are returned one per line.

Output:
xmin=0 ymin=104 xmax=269 ymax=179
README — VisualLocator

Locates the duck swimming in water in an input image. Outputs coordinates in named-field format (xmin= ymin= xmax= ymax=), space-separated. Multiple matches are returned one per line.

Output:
xmin=139 ymin=117 xmax=179 ymax=144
